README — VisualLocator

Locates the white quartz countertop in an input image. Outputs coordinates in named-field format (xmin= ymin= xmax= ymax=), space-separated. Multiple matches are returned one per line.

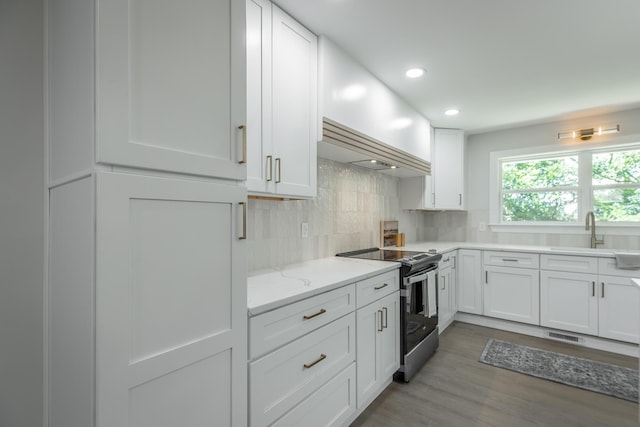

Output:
xmin=390 ymin=241 xmax=640 ymax=258
xmin=248 ymin=257 xmax=399 ymax=316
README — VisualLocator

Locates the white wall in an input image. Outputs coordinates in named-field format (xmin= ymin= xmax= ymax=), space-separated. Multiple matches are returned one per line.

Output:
xmin=464 ymin=107 xmax=640 ymax=247
xmin=0 ymin=1 xmax=45 ymax=426
xmin=248 ymin=158 xmax=430 ymax=271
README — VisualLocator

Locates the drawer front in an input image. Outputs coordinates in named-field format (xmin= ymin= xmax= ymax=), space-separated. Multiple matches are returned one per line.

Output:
xmin=599 ymin=257 xmax=640 ymax=278
xmin=483 ymin=251 xmax=539 ymax=269
xmin=249 ymin=284 xmax=356 ymax=359
xmin=272 ymin=364 xmax=356 ymax=427
xmin=356 ymin=269 xmax=399 ymax=308
xmin=541 ymin=254 xmax=598 ymax=274
xmin=439 ymin=251 xmax=455 ymax=270
xmin=249 ymin=314 xmax=356 ymax=427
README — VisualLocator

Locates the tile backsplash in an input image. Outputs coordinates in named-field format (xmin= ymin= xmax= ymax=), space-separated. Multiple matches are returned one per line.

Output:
xmin=247 ymin=158 xmax=430 ymax=272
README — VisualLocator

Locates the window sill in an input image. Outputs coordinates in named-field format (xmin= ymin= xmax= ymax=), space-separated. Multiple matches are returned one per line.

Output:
xmin=489 ymin=223 xmax=640 ymax=236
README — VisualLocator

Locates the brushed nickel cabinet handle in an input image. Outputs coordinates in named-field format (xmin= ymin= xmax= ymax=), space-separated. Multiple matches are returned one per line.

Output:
xmin=275 ymin=158 xmax=281 ymax=183
xmin=238 ymin=125 xmax=247 ymax=164
xmin=592 ymin=281 xmax=595 ymax=297
xmin=441 ymin=276 xmax=446 ymax=291
xmin=502 ymin=258 xmax=519 ymax=262
xmin=485 ymin=271 xmax=488 ymax=284
xmin=266 ymin=155 xmax=273 ymax=181
xmin=459 ymin=193 xmax=462 ymax=206
xmin=382 ymin=307 xmax=388 ymax=329
xmin=378 ymin=309 xmax=384 ymax=331
xmin=601 ymin=282 xmax=605 ymax=298
xmin=374 ymin=283 xmax=389 ymax=291
xmin=303 ymin=308 xmax=326 ymax=320
xmin=239 ymin=202 xmax=247 ymax=240
xmin=303 ymin=354 xmax=326 ymax=369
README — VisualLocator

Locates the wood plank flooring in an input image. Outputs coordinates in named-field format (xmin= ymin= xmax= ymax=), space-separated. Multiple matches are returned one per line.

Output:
xmin=351 ymin=322 xmax=639 ymax=427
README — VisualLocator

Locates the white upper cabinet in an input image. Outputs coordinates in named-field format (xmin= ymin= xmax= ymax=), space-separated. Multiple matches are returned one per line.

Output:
xmin=246 ymin=0 xmax=317 ymax=198
xmin=49 ymin=0 xmax=246 ymax=182
xmin=400 ymin=128 xmax=465 ymax=210
xmin=99 ymin=0 xmax=246 ymax=179
xmin=317 ymin=37 xmax=431 ymax=177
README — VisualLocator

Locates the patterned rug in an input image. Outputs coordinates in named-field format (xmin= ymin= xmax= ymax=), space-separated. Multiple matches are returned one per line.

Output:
xmin=479 ymin=339 xmax=639 ymax=402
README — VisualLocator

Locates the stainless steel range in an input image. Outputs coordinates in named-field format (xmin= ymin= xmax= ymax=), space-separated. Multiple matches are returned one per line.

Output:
xmin=336 ymin=247 xmax=442 ymax=382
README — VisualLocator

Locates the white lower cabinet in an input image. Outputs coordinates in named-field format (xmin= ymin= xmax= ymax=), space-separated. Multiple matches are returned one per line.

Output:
xmin=540 ymin=254 xmax=640 ymax=343
xmin=356 ymin=291 xmax=400 ymax=408
xmin=457 ymin=249 xmax=483 ymax=314
xmin=438 ymin=252 xmax=457 ymax=331
xmin=484 ymin=266 xmax=540 ymax=325
xmin=540 ymin=270 xmax=598 ymax=335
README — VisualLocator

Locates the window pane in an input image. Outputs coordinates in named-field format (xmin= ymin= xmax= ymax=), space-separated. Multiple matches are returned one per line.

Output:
xmin=592 ymin=149 xmax=640 ymax=185
xmin=593 ymin=188 xmax=640 ymax=221
xmin=502 ymin=156 xmax=579 ymax=190
xmin=502 ymin=191 xmax=578 ymax=222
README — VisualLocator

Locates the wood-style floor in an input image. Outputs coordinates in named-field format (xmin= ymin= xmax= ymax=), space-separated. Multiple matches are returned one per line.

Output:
xmin=351 ymin=322 xmax=639 ymax=427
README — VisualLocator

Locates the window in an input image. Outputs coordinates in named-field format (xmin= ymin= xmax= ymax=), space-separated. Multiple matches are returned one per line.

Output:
xmin=494 ymin=145 xmax=640 ymax=226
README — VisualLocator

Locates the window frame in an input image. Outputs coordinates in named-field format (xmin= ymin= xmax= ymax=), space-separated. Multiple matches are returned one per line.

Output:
xmin=489 ymin=138 xmax=640 ymax=235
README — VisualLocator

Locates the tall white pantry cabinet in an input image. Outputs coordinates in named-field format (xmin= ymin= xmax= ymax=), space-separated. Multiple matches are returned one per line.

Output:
xmin=47 ymin=1 xmax=248 ymax=426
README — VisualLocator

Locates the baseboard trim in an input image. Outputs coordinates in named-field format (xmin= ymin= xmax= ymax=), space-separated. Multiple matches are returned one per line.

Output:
xmin=455 ymin=312 xmax=639 ymax=358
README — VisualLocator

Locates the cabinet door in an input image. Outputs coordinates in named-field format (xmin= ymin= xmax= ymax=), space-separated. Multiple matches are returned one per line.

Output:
xmin=356 ymin=291 xmax=399 ymax=409
xmin=97 ymin=0 xmax=246 ymax=180
xmin=246 ymin=0 xmax=273 ymax=193
xmin=540 ymin=270 xmax=597 ymax=335
xmin=457 ymin=249 xmax=483 ymax=314
xmin=484 ymin=266 xmax=539 ymax=325
xmin=96 ymin=172 xmax=247 ymax=427
xmin=598 ymin=275 xmax=640 ymax=343
xmin=438 ymin=266 xmax=452 ymax=328
xmin=271 ymin=5 xmax=317 ymax=197
xmin=433 ymin=129 xmax=464 ymax=210
xmin=378 ymin=292 xmax=400 ymax=381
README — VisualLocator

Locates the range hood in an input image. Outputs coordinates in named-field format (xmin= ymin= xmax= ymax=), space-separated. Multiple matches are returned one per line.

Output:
xmin=318 ymin=117 xmax=431 ymax=178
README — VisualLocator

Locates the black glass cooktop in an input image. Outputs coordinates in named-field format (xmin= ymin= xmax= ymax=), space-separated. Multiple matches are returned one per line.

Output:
xmin=336 ymin=247 xmax=431 ymax=262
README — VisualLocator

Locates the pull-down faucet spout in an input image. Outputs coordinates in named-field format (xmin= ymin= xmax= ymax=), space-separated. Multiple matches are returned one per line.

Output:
xmin=585 ymin=211 xmax=604 ymax=249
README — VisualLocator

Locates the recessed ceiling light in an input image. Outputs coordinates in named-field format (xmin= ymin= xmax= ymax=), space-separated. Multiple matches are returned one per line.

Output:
xmin=445 ymin=109 xmax=460 ymax=116
xmin=405 ymin=68 xmax=425 ymax=79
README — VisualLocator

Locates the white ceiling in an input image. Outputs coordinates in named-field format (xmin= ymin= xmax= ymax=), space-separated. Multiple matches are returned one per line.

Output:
xmin=274 ymin=0 xmax=640 ymax=134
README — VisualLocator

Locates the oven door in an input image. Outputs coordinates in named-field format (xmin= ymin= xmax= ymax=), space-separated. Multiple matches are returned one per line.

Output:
xmin=403 ymin=265 xmax=438 ymax=354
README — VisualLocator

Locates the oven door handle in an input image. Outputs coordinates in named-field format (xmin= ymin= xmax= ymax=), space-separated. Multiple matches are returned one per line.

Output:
xmin=405 ymin=272 xmax=428 ymax=286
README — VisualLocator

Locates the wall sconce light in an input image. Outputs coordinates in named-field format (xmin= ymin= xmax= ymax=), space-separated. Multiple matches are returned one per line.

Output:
xmin=558 ymin=125 xmax=620 ymax=141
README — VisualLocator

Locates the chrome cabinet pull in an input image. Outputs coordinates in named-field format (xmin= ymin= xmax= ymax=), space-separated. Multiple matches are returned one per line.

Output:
xmin=374 ymin=283 xmax=389 ymax=291
xmin=459 ymin=193 xmax=462 ymax=206
xmin=441 ymin=276 xmax=446 ymax=290
xmin=502 ymin=258 xmax=519 ymax=262
xmin=382 ymin=307 xmax=388 ymax=329
xmin=238 ymin=125 xmax=247 ymax=164
xmin=378 ymin=309 xmax=384 ymax=331
xmin=592 ymin=281 xmax=595 ymax=297
xmin=303 ymin=354 xmax=326 ymax=369
xmin=239 ymin=202 xmax=247 ymax=240
xmin=601 ymin=282 xmax=605 ymax=298
xmin=266 ymin=155 xmax=273 ymax=181
xmin=275 ymin=158 xmax=281 ymax=183
xmin=485 ymin=271 xmax=488 ymax=284
xmin=303 ymin=308 xmax=326 ymax=320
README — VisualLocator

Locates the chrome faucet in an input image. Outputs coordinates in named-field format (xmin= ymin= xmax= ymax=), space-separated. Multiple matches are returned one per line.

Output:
xmin=585 ymin=211 xmax=604 ymax=249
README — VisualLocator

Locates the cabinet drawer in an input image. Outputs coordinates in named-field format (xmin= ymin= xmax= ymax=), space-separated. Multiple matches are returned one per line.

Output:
xmin=483 ymin=251 xmax=539 ymax=269
xmin=249 ymin=314 xmax=356 ymax=427
xmin=540 ymin=254 xmax=598 ymax=274
xmin=249 ymin=284 xmax=356 ymax=359
xmin=599 ymin=257 xmax=640 ymax=278
xmin=356 ymin=270 xmax=399 ymax=308
xmin=439 ymin=251 xmax=455 ymax=270
xmin=272 ymin=364 xmax=356 ymax=427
